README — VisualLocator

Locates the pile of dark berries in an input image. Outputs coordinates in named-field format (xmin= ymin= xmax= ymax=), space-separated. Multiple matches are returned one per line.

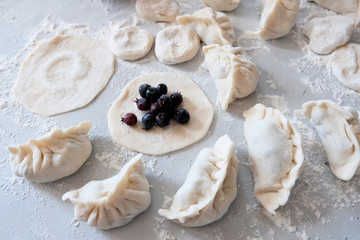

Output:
xmin=121 ymin=83 xmax=190 ymax=130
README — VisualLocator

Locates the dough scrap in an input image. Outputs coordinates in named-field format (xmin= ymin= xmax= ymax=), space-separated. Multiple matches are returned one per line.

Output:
xmin=14 ymin=35 xmax=115 ymax=117
xmin=108 ymin=72 xmax=214 ymax=155
xmin=158 ymin=135 xmax=239 ymax=227
xmin=109 ymin=25 xmax=154 ymax=61
xmin=7 ymin=122 xmax=92 ymax=183
xmin=177 ymin=7 xmax=235 ymax=46
xmin=155 ymin=25 xmax=200 ymax=65
xmin=62 ymin=154 xmax=151 ymax=229
xmin=331 ymin=43 xmax=360 ymax=92
xmin=303 ymin=15 xmax=354 ymax=55
xmin=202 ymin=0 xmax=241 ymax=12
xmin=244 ymin=104 xmax=304 ymax=214
xmin=136 ymin=0 xmax=179 ymax=22
xmin=259 ymin=0 xmax=300 ymax=40
xmin=302 ymin=100 xmax=360 ymax=181
xmin=203 ymin=44 xmax=259 ymax=110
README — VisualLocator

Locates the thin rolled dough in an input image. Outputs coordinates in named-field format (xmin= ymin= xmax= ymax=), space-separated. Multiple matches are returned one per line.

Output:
xmin=14 ymin=35 xmax=115 ymax=117
xmin=108 ymin=72 xmax=214 ymax=155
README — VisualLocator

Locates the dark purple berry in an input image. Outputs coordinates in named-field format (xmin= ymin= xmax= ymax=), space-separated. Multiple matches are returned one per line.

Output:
xmin=142 ymin=113 xmax=155 ymax=130
xmin=162 ymin=106 xmax=175 ymax=119
xmin=139 ymin=84 xmax=151 ymax=98
xmin=134 ymin=98 xmax=150 ymax=111
xmin=170 ymin=92 xmax=183 ymax=107
xmin=175 ymin=109 xmax=190 ymax=124
xmin=157 ymin=94 xmax=171 ymax=109
xmin=156 ymin=112 xmax=170 ymax=127
xmin=121 ymin=113 xmax=137 ymax=126
xmin=150 ymin=102 xmax=161 ymax=114
xmin=157 ymin=83 xmax=168 ymax=95
xmin=146 ymin=87 xmax=160 ymax=102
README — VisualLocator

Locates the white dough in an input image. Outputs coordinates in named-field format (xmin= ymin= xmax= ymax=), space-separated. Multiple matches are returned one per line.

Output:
xmin=259 ymin=0 xmax=300 ymax=40
xmin=14 ymin=35 xmax=115 ymax=117
xmin=203 ymin=44 xmax=259 ymax=110
xmin=7 ymin=122 xmax=92 ymax=183
xmin=158 ymin=135 xmax=239 ymax=227
xmin=62 ymin=154 xmax=151 ymax=229
xmin=244 ymin=104 xmax=304 ymax=214
xmin=302 ymin=100 xmax=360 ymax=181
xmin=177 ymin=7 xmax=235 ymax=46
xmin=331 ymin=43 xmax=360 ymax=92
xmin=136 ymin=0 xmax=179 ymax=22
xmin=202 ymin=0 xmax=241 ymax=12
xmin=308 ymin=0 xmax=359 ymax=16
xmin=155 ymin=25 xmax=200 ymax=65
xmin=108 ymin=72 xmax=214 ymax=155
xmin=109 ymin=25 xmax=154 ymax=61
xmin=303 ymin=15 xmax=354 ymax=55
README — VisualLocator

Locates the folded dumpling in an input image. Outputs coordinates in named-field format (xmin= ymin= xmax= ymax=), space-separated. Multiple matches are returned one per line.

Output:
xmin=243 ymin=104 xmax=304 ymax=214
xmin=158 ymin=135 xmax=239 ymax=227
xmin=302 ymin=100 xmax=360 ymax=181
xmin=7 ymin=122 xmax=92 ymax=183
xmin=62 ymin=154 xmax=151 ymax=229
xmin=308 ymin=0 xmax=359 ymax=16
xmin=259 ymin=0 xmax=300 ymax=40
xmin=202 ymin=0 xmax=241 ymax=12
xmin=177 ymin=7 xmax=235 ymax=46
xmin=203 ymin=44 xmax=259 ymax=110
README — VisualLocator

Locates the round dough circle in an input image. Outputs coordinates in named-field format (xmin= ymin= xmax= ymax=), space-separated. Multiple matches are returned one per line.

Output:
xmin=108 ymin=72 xmax=214 ymax=155
xmin=14 ymin=35 xmax=115 ymax=117
xmin=135 ymin=0 xmax=179 ymax=22
xmin=155 ymin=25 xmax=200 ymax=65
xmin=331 ymin=43 xmax=360 ymax=92
xmin=109 ymin=26 xmax=154 ymax=60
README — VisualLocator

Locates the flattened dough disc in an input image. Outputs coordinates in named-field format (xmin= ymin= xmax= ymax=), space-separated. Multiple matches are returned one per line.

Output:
xmin=108 ymin=72 xmax=214 ymax=155
xmin=14 ymin=35 xmax=115 ymax=117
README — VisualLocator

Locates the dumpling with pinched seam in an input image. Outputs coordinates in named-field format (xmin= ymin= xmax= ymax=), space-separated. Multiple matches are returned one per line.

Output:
xmin=62 ymin=154 xmax=151 ymax=229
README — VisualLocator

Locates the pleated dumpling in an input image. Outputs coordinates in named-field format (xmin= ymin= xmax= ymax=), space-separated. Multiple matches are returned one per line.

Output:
xmin=259 ymin=0 xmax=300 ymax=40
xmin=158 ymin=135 xmax=239 ymax=227
xmin=243 ymin=104 xmax=304 ymax=214
xmin=177 ymin=7 xmax=235 ymax=46
xmin=7 ymin=122 xmax=92 ymax=183
xmin=62 ymin=154 xmax=151 ymax=229
xmin=203 ymin=44 xmax=259 ymax=110
xmin=302 ymin=100 xmax=360 ymax=181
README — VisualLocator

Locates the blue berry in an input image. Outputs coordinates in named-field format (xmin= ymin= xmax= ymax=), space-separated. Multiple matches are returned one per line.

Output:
xmin=157 ymin=83 xmax=168 ymax=95
xmin=175 ymin=109 xmax=190 ymax=124
xmin=156 ymin=112 xmax=170 ymax=127
xmin=142 ymin=113 xmax=155 ymax=130
xmin=139 ymin=84 xmax=151 ymax=98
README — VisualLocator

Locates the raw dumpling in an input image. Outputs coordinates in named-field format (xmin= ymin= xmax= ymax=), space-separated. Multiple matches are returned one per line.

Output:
xmin=108 ymin=25 xmax=154 ymax=61
xmin=259 ymin=0 xmax=300 ymax=40
xmin=243 ymin=104 xmax=304 ymax=214
xmin=303 ymin=15 xmax=354 ymax=55
xmin=155 ymin=25 xmax=200 ymax=65
xmin=203 ymin=44 xmax=259 ymax=110
xmin=202 ymin=0 xmax=241 ymax=12
xmin=136 ymin=0 xmax=179 ymax=22
xmin=331 ymin=43 xmax=360 ymax=92
xmin=7 ymin=122 xmax=92 ymax=183
xmin=14 ymin=35 xmax=115 ymax=117
xmin=302 ymin=100 xmax=360 ymax=181
xmin=177 ymin=7 xmax=235 ymax=46
xmin=62 ymin=154 xmax=151 ymax=229
xmin=158 ymin=135 xmax=239 ymax=227
xmin=308 ymin=0 xmax=359 ymax=16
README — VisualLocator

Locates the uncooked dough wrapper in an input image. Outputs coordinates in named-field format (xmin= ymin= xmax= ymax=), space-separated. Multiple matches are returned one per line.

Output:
xmin=259 ymin=0 xmax=300 ymax=40
xmin=136 ymin=0 xmax=179 ymax=22
xmin=302 ymin=100 xmax=360 ymax=181
xmin=303 ymin=15 xmax=354 ymax=55
xmin=108 ymin=72 xmax=214 ymax=155
xmin=177 ymin=7 xmax=235 ymax=46
xmin=203 ymin=44 xmax=259 ymax=110
xmin=62 ymin=154 xmax=151 ymax=229
xmin=244 ymin=104 xmax=304 ymax=214
xmin=331 ymin=43 xmax=360 ymax=92
xmin=14 ymin=35 xmax=115 ymax=117
xmin=158 ymin=135 xmax=238 ymax=227
xmin=7 ymin=122 xmax=92 ymax=183
xmin=202 ymin=0 xmax=241 ymax=12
